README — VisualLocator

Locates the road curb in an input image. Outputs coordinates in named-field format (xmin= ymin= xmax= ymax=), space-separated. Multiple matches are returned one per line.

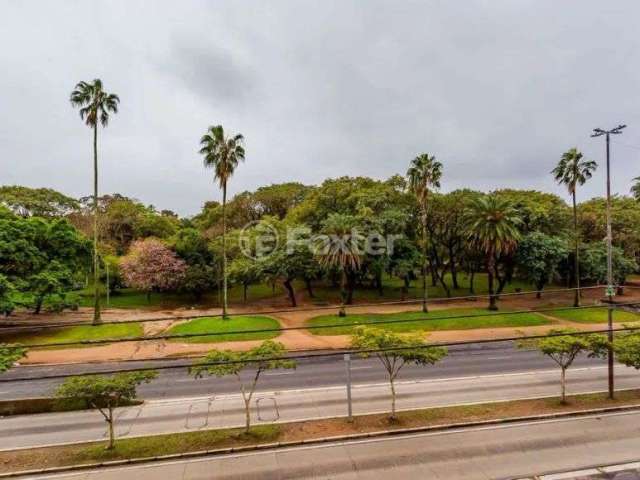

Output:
xmin=3 ymin=403 xmax=640 ymax=478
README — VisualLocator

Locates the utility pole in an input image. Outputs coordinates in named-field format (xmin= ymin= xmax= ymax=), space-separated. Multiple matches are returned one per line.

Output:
xmin=591 ymin=124 xmax=626 ymax=400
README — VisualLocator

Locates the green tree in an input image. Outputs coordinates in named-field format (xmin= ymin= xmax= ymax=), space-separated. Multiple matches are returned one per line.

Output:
xmin=228 ymin=257 xmax=263 ymax=303
xmin=26 ymin=262 xmax=75 ymax=314
xmin=191 ymin=341 xmax=295 ymax=433
xmin=0 ymin=344 xmax=26 ymax=373
xmin=0 ymin=274 xmax=15 ymax=317
xmin=614 ymin=331 xmax=640 ymax=373
xmin=55 ymin=371 xmax=157 ymax=449
xmin=578 ymin=196 xmax=640 ymax=266
xmin=520 ymin=329 xmax=605 ymax=403
xmin=552 ymin=148 xmax=597 ymax=307
xmin=579 ymin=242 xmax=638 ymax=292
xmin=631 ymin=177 xmax=640 ymax=202
xmin=0 ymin=216 xmax=90 ymax=314
xmin=465 ymin=195 xmax=521 ymax=310
xmin=317 ymin=213 xmax=362 ymax=316
xmin=199 ymin=125 xmax=245 ymax=319
xmin=351 ymin=327 xmax=447 ymax=419
xmin=253 ymin=182 xmax=311 ymax=219
xmin=516 ymin=232 xmax=568 ymax=298
xmin=407 ymin=153 xmax=443 ymax=312
xmin=0 ymin=186 xmax=79 ymax=218
xmin=70 ymin=79 xmax=120 ymax=324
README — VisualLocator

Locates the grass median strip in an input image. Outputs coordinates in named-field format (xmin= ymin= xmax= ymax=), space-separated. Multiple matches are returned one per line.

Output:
xmin=548 ymin=307 xmax=640 ymax=324
xmin=306 ymin=308 xmax=551 ymax=335
xmin=0 ymin=323 xmax=144 ymax=349
xmin=166 ymin=315 xmax=281 ymax=343
xmin=4 ymin=390 xmax=640 ymax=475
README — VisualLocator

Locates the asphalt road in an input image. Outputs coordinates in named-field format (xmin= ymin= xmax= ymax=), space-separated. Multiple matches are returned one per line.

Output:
xmin=20 ymin=410 xmax=640 ymax=479
xmin=4 ymin=359 xmax=639 ymax=450
xmin=0 ymin=341 xmax=608 ymax=400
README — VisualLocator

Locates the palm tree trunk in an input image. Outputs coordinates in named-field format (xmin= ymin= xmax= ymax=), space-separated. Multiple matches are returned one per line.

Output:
xmin=572 ymin=192 xmax=580 ymax=307
xmin=92 ymin=123 xmax=101 ymax=324
xmin=339 ymin=270 xmax=347 ymax=317
xmin=421 ymin=208 xmax=429 ymax=313
xmin=488 ymin=252 xmax=498 ymax=311
xmin=222 ymin=181 xmax=228 ymax=319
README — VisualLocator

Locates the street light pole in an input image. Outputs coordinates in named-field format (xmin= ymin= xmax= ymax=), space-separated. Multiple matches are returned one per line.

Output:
xmin=591 ymin=124 xmax=626 ymax=400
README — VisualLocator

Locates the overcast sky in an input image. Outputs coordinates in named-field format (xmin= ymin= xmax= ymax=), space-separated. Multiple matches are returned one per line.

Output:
xmin=1 ymin=1 xmax=640 ymax=216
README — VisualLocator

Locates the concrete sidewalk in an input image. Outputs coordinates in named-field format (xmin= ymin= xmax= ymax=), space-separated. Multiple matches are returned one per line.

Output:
xmin=2 ymin=365 xmax=639 ymax=451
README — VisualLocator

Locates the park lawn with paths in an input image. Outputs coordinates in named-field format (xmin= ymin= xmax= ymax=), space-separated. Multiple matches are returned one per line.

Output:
xmin=71 ymin=273 xmax=541 ymax=311
xmin=304 ymin=273 xmax=539 ymax=305
xmin=0 ymin=323 xmax=144 ymax=348
xmin=306 ymin=308 xmax=551 ymax=336
xmin=75 ymin=283 xmax=285 ymax=309
xmin=547 ymin=307 xmax=640 ymax=324
xmin=3 ymin=390 xmax=640 ymax=475
xmin=166 ymin=315 xmax=281 ymax=343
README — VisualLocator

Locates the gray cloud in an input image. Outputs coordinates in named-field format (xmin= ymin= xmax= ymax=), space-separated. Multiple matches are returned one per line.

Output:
xmin=1 ymin=0 xmax=640 ymax=216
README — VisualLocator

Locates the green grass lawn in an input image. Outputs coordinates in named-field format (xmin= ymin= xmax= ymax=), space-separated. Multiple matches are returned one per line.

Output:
xmin=304 ymin=273 xmax=538 ymax=304
xmin=306 ymin=308 xmax=551 ymax=335
xmin=75 ymin=284 xmax=285 ymax=310
xmin=548 ymin=307 xmax=640 ymax=324
xmin=1 ymin=323 xmax=144 ymax=347
xmin=72 ymin=273 xmax=542 ymax=311
xmin=166 ymin=315 xmax=281 ymax=343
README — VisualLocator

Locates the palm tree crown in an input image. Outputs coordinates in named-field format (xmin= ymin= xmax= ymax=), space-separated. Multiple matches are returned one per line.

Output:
xmin=631 ymin=176 xmax=640 ymax=201
xmin=199 ymin=125 xmax=245 ymax=188
xmin=465 ymin=195 xmax=521 ymax=257
xmin=70 ymin=79 xmax=120 ymax=128
xmin=407 ymin=153 xmax=442 ymax=206
xmin=551 ymin=148 xmax=597 ymax=194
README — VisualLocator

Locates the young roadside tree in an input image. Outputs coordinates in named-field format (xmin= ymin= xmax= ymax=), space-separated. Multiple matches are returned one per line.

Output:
xmin=614 ymin=331 xmax=640 ymax=373
xmin=351 ymin=327 xmax=447 ymax=420
xmin=191 ymin=341 xmax=295 ymax=433
xmin=0 ymin=345 xmax=26 ymax=373
xmin=120 ymin=238 xmax=187 ymax=302
xmin=520 ymin=329 xmax=605 ymax=404
xmin=55 ymin=371 xmax=157 ymax=450
xmin=70 ymin=79 xmax=120 ymax=323
xmin=515 ymin=232 xmax=568 ymax=299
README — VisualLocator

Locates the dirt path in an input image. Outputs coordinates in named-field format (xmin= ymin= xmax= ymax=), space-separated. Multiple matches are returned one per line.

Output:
xmin=18 ymin=288 xmax=640 ymax=365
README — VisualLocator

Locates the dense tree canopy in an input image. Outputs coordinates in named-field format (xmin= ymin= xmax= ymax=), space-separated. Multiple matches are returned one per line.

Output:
xmin=1 ymin=174 xmax=639 ymax=315
xmin=0 ymin=186 xmax=79 ymax=217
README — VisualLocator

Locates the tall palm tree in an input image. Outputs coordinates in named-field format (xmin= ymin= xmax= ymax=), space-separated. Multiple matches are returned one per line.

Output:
xmin=465 ymin=195 xmax=521 ymax=310
xmin=407 ymin=153 xmax=442 ymax=313
xmin=199 ymin=125 xmax=245 ymax=319
xmin=552 ymin=148 xmax=597 ymax=307
xmin=70 ymin=79 xmax=119 ymax=324
xmin=631 ymin=176 xmax=640 ymax=201
xmin=318 ymin=214 xmax=362 ymax=317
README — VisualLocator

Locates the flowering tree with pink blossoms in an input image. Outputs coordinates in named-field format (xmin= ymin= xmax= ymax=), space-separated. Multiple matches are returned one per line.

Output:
xmin=120 ymin=238 xmax=186 ymax=301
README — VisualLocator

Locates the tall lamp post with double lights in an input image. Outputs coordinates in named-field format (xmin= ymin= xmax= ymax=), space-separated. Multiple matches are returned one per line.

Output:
xmin=591 ymin=124 xmax=626 ymax=400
